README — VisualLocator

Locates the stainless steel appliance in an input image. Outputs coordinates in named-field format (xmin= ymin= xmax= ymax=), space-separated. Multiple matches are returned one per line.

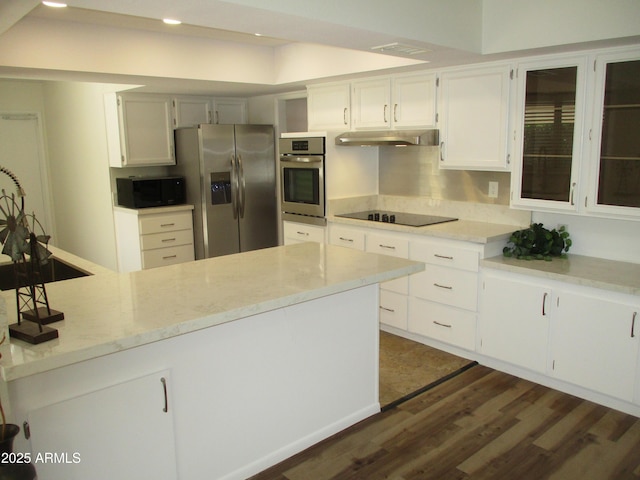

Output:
xmin=335 ymin=129 xmax=439 ymax=146
xmin=115 ymin=176 xmax=185 ymax=209
xmin=173 ymin=124 xmax=278 ymax=259
xmin=336 ymin=210 xmax=457 ymax=227
xmin=279 ymin=135 xmax=326 ymax=225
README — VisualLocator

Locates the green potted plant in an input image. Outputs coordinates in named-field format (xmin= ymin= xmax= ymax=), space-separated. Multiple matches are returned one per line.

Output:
xmin=503 ymin=223 xmax=572 ymax=260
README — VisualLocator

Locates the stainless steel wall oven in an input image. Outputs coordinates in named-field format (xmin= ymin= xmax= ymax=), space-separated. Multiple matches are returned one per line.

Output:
xmin=279 ymin=135 xmax=326 ymax=225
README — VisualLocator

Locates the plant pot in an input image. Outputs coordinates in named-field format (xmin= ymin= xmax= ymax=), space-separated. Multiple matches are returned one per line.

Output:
xmin=0 ymin=425 xmax=37 ymax=480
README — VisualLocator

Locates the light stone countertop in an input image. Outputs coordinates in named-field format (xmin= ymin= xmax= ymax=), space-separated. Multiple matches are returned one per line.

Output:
xmin=0 ymin=243 xmax=423 ymax=381
xmin=481 ymin=254 xmax=640 ymax=297
xmin=329 ymin=215 xmax=517 ymax=244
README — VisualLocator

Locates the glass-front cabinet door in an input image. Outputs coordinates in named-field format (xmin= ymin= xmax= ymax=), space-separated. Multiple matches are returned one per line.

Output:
xmin=511 ymin=57 xmax=587 ymax=211
xmin=588 ymin=51 xmax=640 ymax=217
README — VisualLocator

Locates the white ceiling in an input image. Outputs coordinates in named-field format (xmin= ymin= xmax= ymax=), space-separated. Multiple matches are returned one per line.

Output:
xmin=1 ymin=0 xmax=640 ymax=96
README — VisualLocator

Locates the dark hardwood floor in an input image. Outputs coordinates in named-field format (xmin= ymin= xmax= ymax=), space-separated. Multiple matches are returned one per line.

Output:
xmin=250 ymin=364 xmax=640 ymax=480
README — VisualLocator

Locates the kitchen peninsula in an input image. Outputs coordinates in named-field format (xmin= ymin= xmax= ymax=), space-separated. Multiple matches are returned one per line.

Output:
xmin=0 ymin=243 xmax=423 ymax=480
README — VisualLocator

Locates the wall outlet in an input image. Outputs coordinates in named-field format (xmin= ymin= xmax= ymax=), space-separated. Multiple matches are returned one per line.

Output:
xmin=488 ymin=181 xmax=499 ymax=198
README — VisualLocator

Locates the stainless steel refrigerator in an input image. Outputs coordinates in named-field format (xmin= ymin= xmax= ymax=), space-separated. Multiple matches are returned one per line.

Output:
xmin=173 ymin=124 xmax=278 ymax=259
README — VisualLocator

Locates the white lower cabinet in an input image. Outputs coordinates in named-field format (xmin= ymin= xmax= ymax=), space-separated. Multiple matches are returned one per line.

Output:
xmin=114 ymin=206 xmax=195 ymax=272
xmin=550 ymin=290 xmax=639 ymax=402
xmin=26 ymin=370 xmax=176 ymax=480
xmin=479 ymin=268 xmax=640 ymax=406
xmin=380 ymin=290 xmax=408 ymax=330
xmin=283 ymin=221 xmax=326 ymax=245
xmin=478 ymin=271 xmax=551 ymax=373
xmin=409 ymin=297 xmax=476 ymax=349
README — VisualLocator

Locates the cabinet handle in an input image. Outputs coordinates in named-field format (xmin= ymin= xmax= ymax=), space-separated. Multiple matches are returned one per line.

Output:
xmin=383 ymin=104 xmax=388 ymax=123
xmin=160 ymin=377 xmax=168 ymax=413
xmin=507 ymin=153 xmax=511 ymax=165
xmin=434 ymin=283 xmax=453 ymax=290
xmin=339 ymin=237 xmax=354 ymax=243
xmin=160 ymin=223 xmax=176 ymax=228
xmin=215 ymin=111 xmax=219 ymax=124
xmin=542 ymin=292 xmax=548 ymax=316
xmin=161 ymin=238 xmax=177 ymax=243
xmin=440 ymin=141 xmax=445 ymax=161
xmin=297 ymin=231 xmax=309 ymax=236
xmin=434 ymin=254 xmax=453 ymax=260
xmin=393 ymin=104 xmax=398 ymax=123
xmin=379 ymin=244 xmax=396 ymax=250
xmin=379 ymin=306 xmax=395 ymax=313
xmin=632 ymin=312 xmax=637 ymax=338
xmin=569 ymin=182 xmax=577 ymax=206
xmin=343 ymin=108 xmax=348 ymax=125
xmin=433 ymin=320 xmax=452 ymax=328
xmin=162 ymin=255 xmax=177 ymax=260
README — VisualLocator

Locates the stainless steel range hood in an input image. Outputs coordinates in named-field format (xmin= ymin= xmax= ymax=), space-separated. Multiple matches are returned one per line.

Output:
xmin=335 ymin=129 xmax=439 ymax=146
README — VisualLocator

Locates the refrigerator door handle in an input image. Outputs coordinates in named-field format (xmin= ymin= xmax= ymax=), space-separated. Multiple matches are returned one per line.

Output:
xmin=238 ymin=154 xmax=246 ymax=218
xmin=230 ymin=154 xmax=239 ymax=219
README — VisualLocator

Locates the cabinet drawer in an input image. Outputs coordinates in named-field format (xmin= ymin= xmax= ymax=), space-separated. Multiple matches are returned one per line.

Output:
xmin=379 ymin=290 xmax=408 ymax=330
xmin=142 ymin=244 xmax=195 ymax=269
xmin=366 ymin=233 xmax=409 ymax=258
xmin=140 ymin=229 xmax=194 ymax=251
xmin=409 ymin=297 xmax=476 ymax=350
xmin=283 ymin=222 xmax=325 ymax=243
xmin=410 ymin=240 xmax=479 ymax=272
xmin=139 ymin=211 xmax=192 ymax=235
xmin=410 ymin=265 xmax=478 ymax=311
xmin=329 ymin=226 xmax=365 ymax=250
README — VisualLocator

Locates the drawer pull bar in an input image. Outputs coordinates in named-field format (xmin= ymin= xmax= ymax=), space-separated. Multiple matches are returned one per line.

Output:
xmin=434 ymin=254 xmax=454 ymax=260
xmin=160 ymin=223 xmax=176 ymax=227
xmin=379 ymin=306 xmax=395 ymax=313
xmin=160 ymin=377 xmax=168 ymax=413
xmin=433 ymin=283 xmax=453 ymax=290
xmin=542 ymin=292 xmax=548 ymax=316
xmin=433 ymin=321 xmax=452 ymax=328
xmin=632 ymin=312 xmax=637 ymax=338
xmin=297 ymin=231 xmax=309 ymax=236
xmin=379 ymin=244 xmax=396 ymax=250
xmin=162 ymin=255 xmax=177 ymax=260
xmin=339 ymin=237 xmax=354 ymax=242
xmin=161 ymin=238 xmax=177 ymax=243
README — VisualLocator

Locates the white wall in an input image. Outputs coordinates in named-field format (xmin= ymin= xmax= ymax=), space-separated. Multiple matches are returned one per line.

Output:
xmin=532 ymin=212 xmax=640 ymax=264
xmin=42 ymin=82 xmax=118 ymax=271
xmin=483 ymin=0 xmax=640 ymax=54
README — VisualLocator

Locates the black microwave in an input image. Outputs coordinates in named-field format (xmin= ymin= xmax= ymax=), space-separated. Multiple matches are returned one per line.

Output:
xmin=116 ymin=176 xmax=186 ymax=209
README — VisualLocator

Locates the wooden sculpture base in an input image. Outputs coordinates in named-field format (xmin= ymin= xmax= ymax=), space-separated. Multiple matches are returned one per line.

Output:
xmin=9 ymin=321 xmax=59 ymax=344
xmin=21 ymin=307 xmax=65 ymax=325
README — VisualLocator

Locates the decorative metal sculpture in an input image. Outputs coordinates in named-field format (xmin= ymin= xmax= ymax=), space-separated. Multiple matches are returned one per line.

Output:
xmin=0 ymin=167 xmax=62 ymax=344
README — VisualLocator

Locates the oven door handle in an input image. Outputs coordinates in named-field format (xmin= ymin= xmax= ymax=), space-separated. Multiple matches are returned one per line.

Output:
xmin=280 ymin=156 xmax=323 ymax=164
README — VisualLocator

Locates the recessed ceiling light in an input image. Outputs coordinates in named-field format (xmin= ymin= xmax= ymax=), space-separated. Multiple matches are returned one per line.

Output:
xmin=162 ymin=18 xmax=182 ymax=25
xmin=42 ymin=1 xmax=68 ymax=7
xmin=254 ymin=33 xmax=263 ymax=37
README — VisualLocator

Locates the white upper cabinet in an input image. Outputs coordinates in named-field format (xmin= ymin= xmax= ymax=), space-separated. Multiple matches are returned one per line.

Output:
xmin=510 ymin=55 xmax=588 ymax=212
xmin=352 ymin=72 xmax=436 ymax=130
xmin=438 ymin=64 xmax=513 ymax=171
xmin=307 ymin=82 xmax=351 ymax=131
xmin=105 ymin=93 xmax=176 ymax=167
xmin=586 ymin=50 xmax=640 ymax=219
xmin=174 ymin=96 xmax=212 ymax=127
xmin=392 ymin=72 xmax=437 ymax=128
xmin=212 ymin=98 xmax=247 ymax=124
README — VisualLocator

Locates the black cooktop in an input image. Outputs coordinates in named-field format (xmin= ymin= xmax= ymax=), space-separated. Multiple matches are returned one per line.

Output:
xmin=336 ymin=210 xmax=458 ymax=227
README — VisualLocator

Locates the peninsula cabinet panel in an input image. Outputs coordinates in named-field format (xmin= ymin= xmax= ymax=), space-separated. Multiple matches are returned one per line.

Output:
xmin=550 ymin=290 xmax=639 ymax=402
xmin=478 ymin=272 xmax=551 ymax=373
xmin=26 ymin=370 xmax=177 ymax=480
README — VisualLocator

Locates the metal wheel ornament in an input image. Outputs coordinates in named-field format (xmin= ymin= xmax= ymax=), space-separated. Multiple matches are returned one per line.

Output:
xmin=0 ymin=168 xmax=62 ymax=344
